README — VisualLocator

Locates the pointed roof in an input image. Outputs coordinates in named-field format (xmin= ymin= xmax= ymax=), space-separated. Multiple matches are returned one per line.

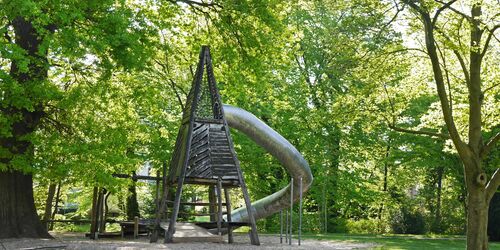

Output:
xmin=167 ymin=46 xmax=241 ymax=184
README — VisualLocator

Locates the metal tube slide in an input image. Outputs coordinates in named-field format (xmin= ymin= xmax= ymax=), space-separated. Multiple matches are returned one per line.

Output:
xmin=223 ymin=104 xmax=313 ymax=223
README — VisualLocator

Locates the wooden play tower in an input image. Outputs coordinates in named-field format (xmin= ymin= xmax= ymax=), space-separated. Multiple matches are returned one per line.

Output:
xmin=151 ymin=46 xmax=260 ymax=245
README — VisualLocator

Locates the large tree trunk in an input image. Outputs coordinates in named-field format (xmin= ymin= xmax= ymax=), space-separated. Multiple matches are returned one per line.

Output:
xmin=464 ymin=156 xmax=490 ymax=250
xmin=0 ymin=17 xmax=50 ymax=239
xmin=467 ymin=186 xmax=489 ymax=250
xmin=0 ymin=172 xmax=51 ymax=238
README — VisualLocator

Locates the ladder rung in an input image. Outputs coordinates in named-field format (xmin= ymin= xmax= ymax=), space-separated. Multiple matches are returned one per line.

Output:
xmin=175 ymin=211 xmax=228 ymax=216
xmin=168 ymin=201 xmax=227 ymax=206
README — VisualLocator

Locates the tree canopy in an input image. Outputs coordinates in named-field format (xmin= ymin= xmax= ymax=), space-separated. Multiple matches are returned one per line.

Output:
xmin=0 ymin=0 xmax=499 ymax=248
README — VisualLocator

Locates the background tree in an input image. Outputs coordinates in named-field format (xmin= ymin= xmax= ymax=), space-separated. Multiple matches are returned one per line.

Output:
xmin=394 ymin=1 xmax=500 ymax=249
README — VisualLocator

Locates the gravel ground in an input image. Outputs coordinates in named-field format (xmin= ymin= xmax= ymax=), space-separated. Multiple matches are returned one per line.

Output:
xmin=0 ymin=233 xmax=378 ymax=250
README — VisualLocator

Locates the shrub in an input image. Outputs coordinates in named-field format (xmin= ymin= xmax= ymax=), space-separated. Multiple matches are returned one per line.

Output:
xmin=347 ymin=219 xmax=387 ymax=234
xmin=390 ymin=207 xmax=426 ymax=234
xmin=488 ymin=192 xmax=500 ymax=242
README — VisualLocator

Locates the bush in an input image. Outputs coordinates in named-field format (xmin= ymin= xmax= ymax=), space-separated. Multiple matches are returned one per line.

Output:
xmin=327 ymin=217 xmax=348 ymax=233
xmin=347 ymin=219 xmax=387 ymax=234
xmin=488 ymin=192 xmax=500 ymax=241
xmin=390 ymin=207 xmax=426 ymax=234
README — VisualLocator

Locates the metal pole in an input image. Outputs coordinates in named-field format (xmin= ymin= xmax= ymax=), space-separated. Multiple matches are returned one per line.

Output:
xmin=299 ymin=177 xmax=303 ymax=246
xmin=289 ymin=177 xmax=293 ymax=245
xmin=280 ymin=210 xmax=283 ymax=243
xmin=285 ymin=210 xmax=289 ymax=243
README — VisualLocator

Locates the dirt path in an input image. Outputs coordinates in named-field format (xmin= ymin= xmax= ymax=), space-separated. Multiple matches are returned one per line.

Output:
xmin=0 ymin=233 xmax=378 ymax=250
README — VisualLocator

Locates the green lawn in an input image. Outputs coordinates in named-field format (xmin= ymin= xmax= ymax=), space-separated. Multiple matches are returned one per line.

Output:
xmin=300 ymin=233 xmax=500 ymax=250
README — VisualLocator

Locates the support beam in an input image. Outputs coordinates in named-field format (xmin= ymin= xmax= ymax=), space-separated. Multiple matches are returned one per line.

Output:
xmin=285 ymin=210 xmax=289 ymax=243
xmin=216 ymin=178 xmax=223 ymax=236
xmin=164 ymin=164 xmax=189 ymax=243
xmin=209 ymin=186 xmax=216 ymax=222
xmin=280 ymin=210 xmax=283 ymax=244
xmin=224 ymin=188 xmax=233 ymax=243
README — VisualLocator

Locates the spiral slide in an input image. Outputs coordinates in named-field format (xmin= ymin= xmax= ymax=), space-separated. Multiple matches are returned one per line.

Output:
xmin=222 ymin=104 xmax=313 ymax=223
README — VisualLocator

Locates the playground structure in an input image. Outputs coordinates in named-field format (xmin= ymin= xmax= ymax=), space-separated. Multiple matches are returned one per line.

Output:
xmin=84 ymin=46 xmax=313 ymax=245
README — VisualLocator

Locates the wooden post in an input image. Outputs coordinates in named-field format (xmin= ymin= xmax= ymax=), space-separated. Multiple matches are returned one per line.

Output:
xmin=216 ymin=178 xmax=223 ymax=236
xmin=150 ymin=177 xmax=170 ymax=242
xmin=151 ymin=162 xmax=171 ymax=243
xmin=299 ymin=177 xmax=303 ymax=246
xmin=289 ymin=177 xmax=293 ymax=245
xmin=224 ymin=188 xmax=233 ymax=243
xmin=238 ymin=176 xmax=260 ymax=245
xmin=134 ymin=216 xmax=139 ymax=239
xmin=208 ymin=186 xmax=216 ymax=222
xmin=164 ymin=172 xmax=188 ymax=243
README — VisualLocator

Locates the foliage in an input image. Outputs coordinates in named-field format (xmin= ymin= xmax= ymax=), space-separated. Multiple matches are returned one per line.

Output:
xmin=390 ymin=207 xmax=427 ymax=235
xmin=1 ymin=0 xmax=498 ymax=243
xmin=489 ymin=193 xmax=500 ymax=242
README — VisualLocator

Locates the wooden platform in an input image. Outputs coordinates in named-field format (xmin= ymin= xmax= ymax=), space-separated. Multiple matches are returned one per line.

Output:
xmin=160 ymin=222 xmax=223 ymax=243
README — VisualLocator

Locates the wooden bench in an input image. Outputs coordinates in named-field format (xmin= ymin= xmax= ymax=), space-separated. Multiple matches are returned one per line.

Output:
xmin=119 ymin=217 xmax=152 ymax=238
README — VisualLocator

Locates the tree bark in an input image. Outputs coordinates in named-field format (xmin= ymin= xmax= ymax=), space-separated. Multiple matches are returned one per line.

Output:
xmin=0 ymin=17 xmax=50 ymax=239
xmin=42 ymin=183 xmax=57 ymax=230
xmin=90 ymin=187 xmax=99 ymax=239
xmin=50 ymin=183 xmax=61 ymax=230
xmin=467 ymin=184 xmax=489 ymax=250
xmin=126 ymin=180 xmax=140 ymax=221
xmin=98 ymin=189 xmax=107 ymax=233
xmin=0 ymin=172 xmax=51 ymax=238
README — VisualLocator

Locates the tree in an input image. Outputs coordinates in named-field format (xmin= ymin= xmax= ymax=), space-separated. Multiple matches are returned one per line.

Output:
xmin=394 ymin=1 xmax=500 ymax=249
xmin=0 ymin=0 xmax=155 ymax=238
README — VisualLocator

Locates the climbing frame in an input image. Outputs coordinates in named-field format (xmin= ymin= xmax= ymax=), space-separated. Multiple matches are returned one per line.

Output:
xmin=150 ymin=46 xmax=260 ymax=245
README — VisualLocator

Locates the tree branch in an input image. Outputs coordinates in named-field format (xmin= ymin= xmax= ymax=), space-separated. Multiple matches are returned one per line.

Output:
xmin=167 ymin=0 xmax=222 ymax=9
xmin=486 ymin=168 xmax=500 ymax=202
xmin=433 ymin=27 xmax=470 ymax=86
xmin=434 ymin=0 xmax=472 ymax=21
xmin=480 ymin=24 xmax=500 ymax=59
xmin=168 ymin=79 xmax=185 ymax=110
xmin=432 ymin=0 xmax=457 ymax=26
xmin=388 ymin=124 xmax=450 ymax=140
xmin=483 ymin=82 xmax=500 ymax=94
xmin=386 ymin=47 xmax=429 ymax=55
xmin=481 ymin=131 xmax=500 ymax=159
xmin=436 ymin=40 xmax=454 ymax=116
xmin=405 ymin=0 xmax=467 ymax=151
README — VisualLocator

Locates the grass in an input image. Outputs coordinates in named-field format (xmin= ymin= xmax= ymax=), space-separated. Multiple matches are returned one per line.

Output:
xmin=299 ymin=233 xmax=500 ymax=250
